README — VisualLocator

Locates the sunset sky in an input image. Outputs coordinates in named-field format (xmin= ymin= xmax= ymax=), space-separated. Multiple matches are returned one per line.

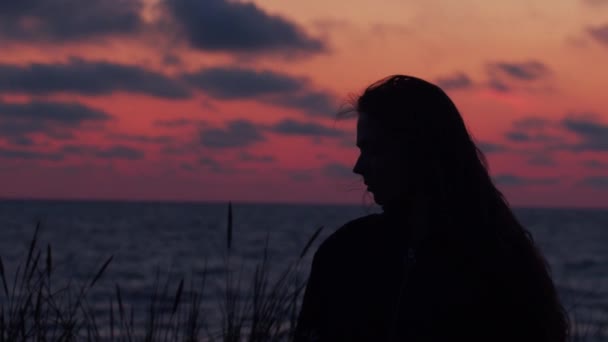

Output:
xmin=0 ymin=0 xmax=607 ymax=208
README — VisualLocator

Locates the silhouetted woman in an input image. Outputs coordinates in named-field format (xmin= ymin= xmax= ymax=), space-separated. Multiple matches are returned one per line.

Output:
xmin=294 ymin=75 xmax=569 ymax=341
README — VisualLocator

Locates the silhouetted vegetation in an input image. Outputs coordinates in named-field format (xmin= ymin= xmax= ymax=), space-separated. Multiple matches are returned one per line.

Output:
xmin=0 ymin=203 xmax=323 ymax=341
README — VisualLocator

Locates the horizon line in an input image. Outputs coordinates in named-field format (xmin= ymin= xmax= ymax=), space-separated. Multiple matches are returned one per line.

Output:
xmin=0 ymin=196 xmax=607 ymax=211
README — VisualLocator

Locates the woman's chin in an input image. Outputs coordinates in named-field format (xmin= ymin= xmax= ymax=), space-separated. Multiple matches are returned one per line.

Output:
xmin=371 ymin=192 xmax=384 ymax=205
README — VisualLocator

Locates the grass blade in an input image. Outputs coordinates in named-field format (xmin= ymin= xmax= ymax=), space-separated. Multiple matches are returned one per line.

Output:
xmin=299 ymin=226 xmax=324 ymax=259
xmin=0 ymin=257 xmax=8 ymax=297
xmin=90 ymin=256 xmax=113 ymax=288
xmin=23 ymin=221 xmax=40 ymax=284
xmin=115 ymin=283 xmax=125 ymax=337
xmin=46 ymin=244 xmax=52 ymax=282
xmin=171 ymin=278 xmax=184 ymax=316
xmin=227 ymin=201 xmax=233 ymax=251
xmin=110 ymin=297 xmax=114 ymax=341
xmin=26 ymin=250 xmax=41 ymax=284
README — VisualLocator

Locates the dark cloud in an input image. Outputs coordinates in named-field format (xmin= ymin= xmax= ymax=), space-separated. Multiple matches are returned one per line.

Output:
xmin=505 ymin=132 xmax=530 ymax=142
xmin=200 ymin=120 xmax=265 ymax=148
xmin=0 ymin=100 xmax=110 ymax=123
xmin=199 ymin=156 xmax=223 ymax=172
xmin=0 ymin=147 xmax=63 ymax=161
xmin=487 ymin=79 xmax=511 ymax=93
xmin=477 ymin=142 xmax=508 ymax=154
xmin=183 ymin=66 xmax=337 ymax=117
xmin=505 ymin=117 xmax=562 ymax=144
xmin=107 ymin=133 xmax=175 ymax=144
xmin=580 ymin=176 xmax=608 ymax=188
xmin=494 ymin=174 xmax=559 ymax=186
xmin=181 ymin=163 xmax=196 ymax=172
xmin=164 ymin=0 xmax=325 ymax=55
xmin=512 ymin=117 xmax=551 ymax=130
xmin=162 ymin=54 xmax=182 ymax=66
xmin=562 ymin=116 xmax=608 ymax=151
xmin=435 ymin=73 xmax=474 ymax=90
xmin=154 ymin=118 xmax=206 ymax=128
xmin=0 ymin=125 xmax=77 ymax=144
xmin=62 ymin=144 xmax=145 ymax=160
xmin=0 ymin=121 xmax=59 ymax=142
xmin=485 ymin=61 xmax=551 ymax=93
xmin=95 ymin=146 xmax=145 ymax=160
xmin=271 ymin=91 xmax=337 ymax=117
xmin=526 ymin=154 xmax=557 ymax=167
xmin=582 ymin=160 xmax=607 ymax=169
xmin=588 ymin=24 xmax=608 ymax=46
xmin=183 ymin=67 xmax=304 ymax=99
xmin=61 ymin=145 xmax=95 ymax=155
xmin=505 ymin=132 xmax=562 ymax=143
xmin=322 ymin=163 xmax=354 ymax=179
xmin=501 ymin=115 xmax=608 ymax=154
xmin=488 ymin=61 xmax=550 ymax=81
xmin=239 ymin=152 xmax=275 ymax=163
xmin=160 ymin=143 xmax=198 ymax=156
xmin=270 ymin=119 xmax=346 ymax=137
xmin=0 ymin=100 xmax=111 ymax=144
xmin=0 ymin=0 xmax=143 ymax=42
xmin=9 ymin=136 xmax=36 ymax=147
xmin=198 ymin=156 xmax=243 ymax=174
xmin=0 ymin=58 xmax=191 ymax=99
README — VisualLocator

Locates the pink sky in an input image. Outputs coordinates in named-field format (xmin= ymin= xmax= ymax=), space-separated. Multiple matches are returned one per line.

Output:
xmin=0 ymin=0 xmax=607 ymax=208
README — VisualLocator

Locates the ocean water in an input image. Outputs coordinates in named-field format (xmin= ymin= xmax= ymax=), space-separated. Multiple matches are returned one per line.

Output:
xmin=0 ymin=200 xmax=606 ymax=340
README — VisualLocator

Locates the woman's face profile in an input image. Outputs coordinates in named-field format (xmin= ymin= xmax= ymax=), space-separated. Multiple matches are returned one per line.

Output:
xmin=353 ymin=112 xmax=409 ymax=206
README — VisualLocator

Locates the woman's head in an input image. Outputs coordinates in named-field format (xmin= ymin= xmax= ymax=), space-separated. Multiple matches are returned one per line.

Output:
xmin=350 ymin=75 xmax=487 ymax=213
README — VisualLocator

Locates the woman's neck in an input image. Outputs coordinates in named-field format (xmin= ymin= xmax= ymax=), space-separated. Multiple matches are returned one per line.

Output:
xmin=382 ymin=196 xmax=431 ymax=244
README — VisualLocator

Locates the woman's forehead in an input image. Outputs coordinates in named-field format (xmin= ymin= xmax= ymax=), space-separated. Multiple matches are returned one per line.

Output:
xmin=357 ymin=113 xmax=388 ymax=145
xmin=357 ymin=112 xmax=381 ymax=131
xmin=357 ymin=112 xmax=412 ymax=149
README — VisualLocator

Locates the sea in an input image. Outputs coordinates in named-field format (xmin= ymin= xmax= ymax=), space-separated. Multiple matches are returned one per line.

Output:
xmin=0 ymin=200 xmax=606 ymax=341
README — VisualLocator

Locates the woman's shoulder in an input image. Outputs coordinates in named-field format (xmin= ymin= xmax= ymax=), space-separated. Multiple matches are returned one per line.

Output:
xmin=316 ymin=213 xmax=384 ymax=257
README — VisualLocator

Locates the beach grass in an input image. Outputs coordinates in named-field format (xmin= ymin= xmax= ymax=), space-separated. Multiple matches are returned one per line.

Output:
xmin=0 ymin=203 xmax=322 ymax=341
